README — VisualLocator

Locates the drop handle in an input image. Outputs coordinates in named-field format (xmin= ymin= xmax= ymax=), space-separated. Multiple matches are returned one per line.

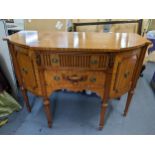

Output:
xmin=63 ymin=74 xmax=87 ymax=83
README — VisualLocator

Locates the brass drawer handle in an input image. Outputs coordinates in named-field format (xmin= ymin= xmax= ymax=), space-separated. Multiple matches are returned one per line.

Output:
xmin=53 ymin=76 xmax=60 ymax=81
xmin=63 ymin=74 xmax=87 ymax=84
xmin=52 ymin=58 xmax=59 ymax=63
xmin=90 ymin=77 xmax=96 ymax=83
xmin=91 ymin=60 xmax=98 ymax=65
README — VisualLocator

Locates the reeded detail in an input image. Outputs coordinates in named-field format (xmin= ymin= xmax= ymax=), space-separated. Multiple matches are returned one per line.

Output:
xmin=35 ymin=53 xmax=110 ymax=70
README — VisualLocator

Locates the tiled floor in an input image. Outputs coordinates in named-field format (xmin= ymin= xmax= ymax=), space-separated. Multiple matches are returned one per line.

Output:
xmin=0 ymin=62 xmax=155 ymax=135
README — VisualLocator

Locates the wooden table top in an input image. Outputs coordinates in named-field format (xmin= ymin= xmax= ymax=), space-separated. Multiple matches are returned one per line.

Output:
xmin=6 ymin=31 xmax=151 ymax=52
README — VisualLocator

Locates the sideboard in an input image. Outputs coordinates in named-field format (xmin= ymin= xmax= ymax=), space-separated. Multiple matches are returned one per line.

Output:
xmin=4 ymin=31 xmax=151 ymax=129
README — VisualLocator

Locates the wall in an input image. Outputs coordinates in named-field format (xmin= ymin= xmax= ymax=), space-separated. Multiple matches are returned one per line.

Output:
xmin=24 ymin=19 xmax=67 ymax=31
xmin=24 ymin=19 xmax=150 ymax=34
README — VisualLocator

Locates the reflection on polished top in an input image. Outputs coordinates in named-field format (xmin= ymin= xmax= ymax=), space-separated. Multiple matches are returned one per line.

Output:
xmin=6 ymin=31 xmax=151 ymax=52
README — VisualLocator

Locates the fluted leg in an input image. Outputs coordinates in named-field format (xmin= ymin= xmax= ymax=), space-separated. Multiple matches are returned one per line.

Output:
xmin=21 ymin=87 xmax=31 ymax=112
xmin=99 ymin=102 xmax=108 ymax=130
xmin=43 ymin=98 xmax=52 ymax=128
xmin=123 ymin=90 xmax=134 ymax=116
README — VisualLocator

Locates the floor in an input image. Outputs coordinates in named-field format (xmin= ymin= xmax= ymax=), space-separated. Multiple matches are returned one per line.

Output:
xmin=0 ymin=62 xmax=155 ymax=135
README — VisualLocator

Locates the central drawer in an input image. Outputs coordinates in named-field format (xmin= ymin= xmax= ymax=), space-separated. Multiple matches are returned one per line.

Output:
xmin=45 ymin=70 xmax=106 ymax=89
xmin=35 ymin=53 xmax=110 ymax=70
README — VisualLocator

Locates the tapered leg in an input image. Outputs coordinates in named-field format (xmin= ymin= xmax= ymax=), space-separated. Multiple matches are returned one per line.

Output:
xmin=21 ymin=87 xmax=31 ymax=112
xmin=140 ymin=65 xmax=146 ymax=77
xmin=43 ymin=98 xmax=52 ymax=128
xmin=123 ymin=90 xmax=134 ymax=116
xmin=99 ymin=102 xmax=108 ymax=130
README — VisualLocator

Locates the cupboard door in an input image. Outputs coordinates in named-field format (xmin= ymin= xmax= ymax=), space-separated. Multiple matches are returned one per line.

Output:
xmin=110 ymin=52 xmax=139 ymax=98
xmin=17 ymin=53 xmax=37 ymax=91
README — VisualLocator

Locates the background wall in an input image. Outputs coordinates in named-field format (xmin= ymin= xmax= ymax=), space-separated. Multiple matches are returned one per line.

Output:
xmin=24 ymin=19 xmax=67 ymax=31
xmin=24 ymin=19 xmax=150 ymax=34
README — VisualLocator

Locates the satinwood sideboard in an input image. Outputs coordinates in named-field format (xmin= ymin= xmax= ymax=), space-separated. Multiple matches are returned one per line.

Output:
xmin=4 ymin=31 xmax=151 ymax=129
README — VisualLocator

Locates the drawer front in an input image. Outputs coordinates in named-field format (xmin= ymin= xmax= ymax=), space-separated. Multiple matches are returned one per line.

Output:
xmin=35 ymin=52 xmax=110 ymax=70
xmin=45 ymin=70 xmax=106 ymax=89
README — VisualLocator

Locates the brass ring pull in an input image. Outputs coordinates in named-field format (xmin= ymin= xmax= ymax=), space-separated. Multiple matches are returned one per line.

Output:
xmin=63 ymin=74 xmax=87 ymax=84
xmin=53 ymin=76 xmax=60 ymax=81
xmin=52 ymin=58 xmax=58 ymax=63
xmin=90 ymin=77 xmax=96 ymax=83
